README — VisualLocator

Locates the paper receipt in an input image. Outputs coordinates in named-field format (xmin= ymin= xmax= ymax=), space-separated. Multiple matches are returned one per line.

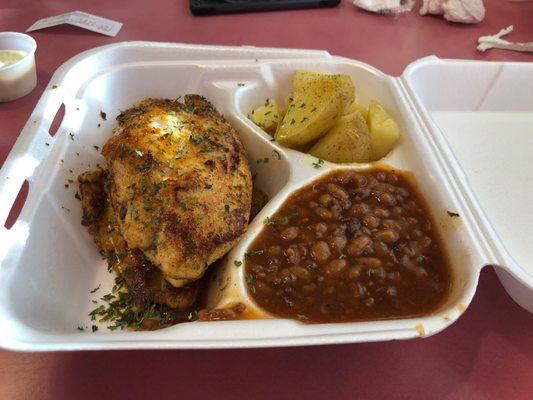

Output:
xmin=26 ymin=11 xmax=123 ymax=37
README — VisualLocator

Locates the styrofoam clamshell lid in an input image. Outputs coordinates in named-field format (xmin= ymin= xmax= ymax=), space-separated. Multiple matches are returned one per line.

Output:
xmin=401 ymin=56 xmax=533 ymax=312
xmin=0 ymin=43 xmax=531 ymax=351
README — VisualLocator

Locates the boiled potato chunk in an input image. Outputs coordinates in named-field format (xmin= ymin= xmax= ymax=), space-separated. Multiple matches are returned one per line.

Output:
xmin=367 ymin=101 xmax=401 ymax=160
xmin=251 ymin=99 xmax=281 ymax=134
xmin=344 ymin=101 xmax=367 ymax=119
xmin=275 ymin=71 xmax=355 ymax=147
xmin=309 ymin=111 xmax=371 ymax=163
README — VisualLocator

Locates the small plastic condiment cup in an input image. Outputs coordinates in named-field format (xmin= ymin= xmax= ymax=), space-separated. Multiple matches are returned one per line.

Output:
xmin=0 ymin=32 xmax=37 ymax=102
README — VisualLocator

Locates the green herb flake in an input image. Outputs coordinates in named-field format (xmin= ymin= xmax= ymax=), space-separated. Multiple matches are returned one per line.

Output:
xmin=130 ymin=205 xmax=138 ymax=220
xmin=284 ymin=297 xmax=294 ymax=307
xmin=246 ymin=273 xmax=254 ymax=284
xmin=77 ymin=326 xmax=85 ymax=331
xmin=447 ymin=211 xmax=460 ymax=218
xmin=91 ymin=325 xmax=98 ymax=332
xmin=69 ymin=133 xmax=75 ymax=141
xmin=90 ymin=284 xmax=101 ymax=294
xmin=234 ymin=260 xmax=242 ymax=267
xmin=312 ymin=158 xmax=324 ymax=169
xmin=224 ymin=204 xmax=230 ymax=212
xmin=179 ymin=202 xmax=187 ymax=210
xmin=204 ymin=183 xmax=213 ymax=189
xmin=134 ymin=149 xmax=144 ymax=157
xmin=237 ymin=83 xmax=246 ymax=87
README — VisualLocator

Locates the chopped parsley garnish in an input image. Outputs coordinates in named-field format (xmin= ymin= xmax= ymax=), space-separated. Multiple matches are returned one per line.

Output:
xmin=312 ymin=158 xmax=324 ymax=169
xmin=284 ymin=297 xmax=294 ymax=307
xmin=246 ymin=273 xmax=254 ymax=284
xmin=237 ymin=83 xmax=246 ymax=87
xmin=134 ymin=149 xmax=144 ymax=157
xmin=224 ymin=204 xmax=230 ymax=212
xmin=77 ymin=326 xmax=85 ymax=331
xmin=447 ymin=211 xmax=460 ymax=218
xmin=90 ymin=284 xmax=101 ymax=294
xmin=179 ymin=202 xmax=187 ymax=210
xmin=88 ymin=275 xmax=173 ymax=331
xmin=93 ymin=145 xmax=100 ymax=151
xmin=234 ymin=260 xmax=242 ymax=267
xmin=204 ymin=183 xmax=213 ymax=189
xmin=69 ymin=133 xmax=75 ymax=141
xmin=130 ymin=205 xmax=138 ymax=219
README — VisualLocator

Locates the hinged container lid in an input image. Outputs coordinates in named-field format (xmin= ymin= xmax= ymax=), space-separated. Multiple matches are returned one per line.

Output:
xmin=401 ymin=56 xmax=533 ymax=312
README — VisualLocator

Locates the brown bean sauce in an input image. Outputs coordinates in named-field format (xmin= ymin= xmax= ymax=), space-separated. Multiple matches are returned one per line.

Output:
xmin=244 ymin=168 xmax=452 ymax=323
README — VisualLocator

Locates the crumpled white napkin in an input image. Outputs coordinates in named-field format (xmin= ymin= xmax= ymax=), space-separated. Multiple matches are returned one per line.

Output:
xmin=353 ymin=0 xmax=415 ymax=14
xmin=478 ymin=25 xmax=533 ymax=53
xmin=419 ymin=0 xmax=485 ymax=23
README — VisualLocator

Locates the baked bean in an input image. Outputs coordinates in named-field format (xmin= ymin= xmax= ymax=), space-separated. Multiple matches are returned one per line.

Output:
xmin=346 ymin=235 xmax=372 ymax=256
xmin=329 ymin=235 xmax=347 ymax=252
xmin=375 ymin=229 xmax=400 ymax=244
xmin=327 ymin=183 xmax=349 ymax=201
xmin=256 ymin=281 xmax=272 ymax=294
xmin=289 ymin=265 xmax=310 ymax=280
xmin=375 ymin=172 xmax=387 ymax=181
xmin=330 ymin=203 xmax=343 ymax=219
xmin=354 ymin=187 xmax=371 ymax=200
xmin=356 ymin=257 xmax=383 ymax=269
xmin=347 ymin=266 xmax=363 ymax=280
xmin=386 ymin=173 xmax=399 ymax=184
xmin=310 ymin=241 xmax=331 ymax=263
xmin=281 ymin=226 xmax=299 ymax=241
xmin=397 ymin=187 xmax=409 ymax=197
xmin=315 ymin=207 xmax=332 ymax=219
xmin=324 ymin=287 xmax=335 ymax=295
xmin=374 ymin=208 xmax=391 ymax=219
xmin=348 ymin=203 xmax=370 ymax=217
xmin=268 ymin=246 xmax=282 ymax=256
xmin=391 ymin=206 xmax=403 ymax=216
xmin=379 ymin=192 xmax=397 ymax=207
xmin=285 ymin=246 xmax=301 ymax=264
xmin=314 ymin=222 xmax=328 ymax=238
xmin=303 ymin=283 xmax=317 ymax=293
xmin=418 ymin=235 xmax=432 ymax=247
xmin=319 ymin=193 xmax=333 ymax=207
xmin=362 ymin=215 xmax=380 ymax=229
xmin=352 ymin=173 xmax=368 ymax=187
xmin=324 ymin=259 xmax=347 ymax=276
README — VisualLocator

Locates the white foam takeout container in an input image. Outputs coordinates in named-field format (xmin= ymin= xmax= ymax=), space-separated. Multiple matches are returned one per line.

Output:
xmin=0 ymin=42 xmax=531 ymax=351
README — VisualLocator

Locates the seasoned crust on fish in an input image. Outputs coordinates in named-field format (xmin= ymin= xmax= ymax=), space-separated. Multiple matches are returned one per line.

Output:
xmin=101 ymin=95 xmax=252 ymax=287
